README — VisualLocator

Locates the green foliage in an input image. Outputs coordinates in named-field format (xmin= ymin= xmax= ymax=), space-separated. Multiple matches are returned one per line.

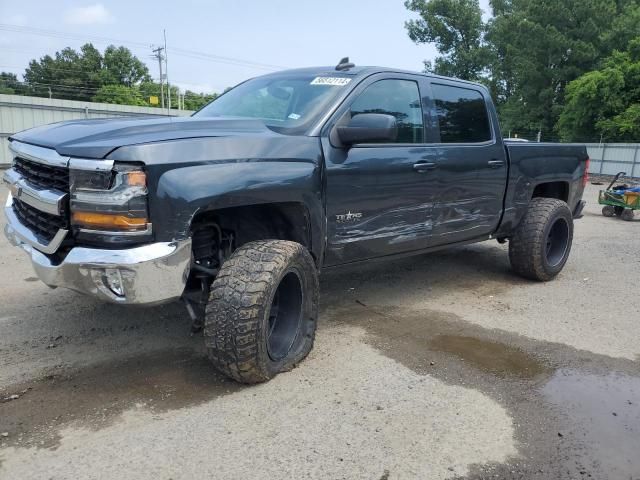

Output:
xmin=139 ymin=81 xmax=180 ymax=108
xmin=558 ymin=40 xmax=640 ymax=142
xmin=406 ymin=0 xmax=640 ymax=141
xmin=100 ymin=46 xmax=151 ymax=87
xmin=486 ymin=0 xmax=633 ymax=135
xmin=17 ymin=43 xmax=216 ymax=109
xmin=183 ymin=90 xmax=218 ymax=111
xmin=23 ymin=43 xmax=151 ymax=101
xmin=0 ymin=72 xmax=19 ymax=94
xmin=405 ymin=0 xmax=490 ymax=80
xmin=92 ymin=84 xmax=147 ymax=106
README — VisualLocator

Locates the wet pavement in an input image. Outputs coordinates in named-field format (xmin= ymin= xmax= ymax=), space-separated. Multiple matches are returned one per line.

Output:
xmin=326 ymin=303 xmax=640 ymax=479
xmin=1 ymin=183 xmax=639 ymax=479
xmin=1 ymin=350 xmax=241 ymax=450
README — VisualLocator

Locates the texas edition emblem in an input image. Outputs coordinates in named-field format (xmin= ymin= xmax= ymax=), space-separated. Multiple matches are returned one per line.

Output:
xmin=336 ymin=211 xmax=363 ymax=223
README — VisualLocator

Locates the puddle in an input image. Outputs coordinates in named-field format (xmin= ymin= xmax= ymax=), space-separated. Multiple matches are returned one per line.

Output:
xmin=429 ymin=335 xmax=547 ymax=379
xmin=0 ymin=349 xmax=241 ymax=449
xmin=543 ymin=370 xmax=640 ymax=479
xmin=330 ymin=303 xmax=549 ymax=380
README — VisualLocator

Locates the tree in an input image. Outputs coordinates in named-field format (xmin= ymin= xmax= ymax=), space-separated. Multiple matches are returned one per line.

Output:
xmin=183 ymin=90 xmax=217 ymax=111
xmin=92 ymin=84 xmax=147 ymax=106
xmin=486 ymin=0 xmax=633 ymax=136
xmin=404 ymin=0 xmax=490 ymax=80
xmin=101 ymin=46 xmax=150 ymax=87
xmin=138 ymin=81 xmax=184 ymax=108
xmin=405 ymin=0 xmax=640 ymax=139
xmin=0 ymin=72 xmax=19 ymax=94
xmin=558 ymin=39 xmax=640 ymax=142
xmin=23 ymin=43 xmax=150 ymax=101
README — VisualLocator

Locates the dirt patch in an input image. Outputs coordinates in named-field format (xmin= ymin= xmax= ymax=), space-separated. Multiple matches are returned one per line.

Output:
xmin=0 ymin=349 xmax=241 ymax=450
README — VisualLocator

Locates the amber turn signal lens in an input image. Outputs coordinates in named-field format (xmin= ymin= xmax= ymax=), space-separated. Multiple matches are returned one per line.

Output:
xmin=72 ymin=212 xmax=148 ymax=230
xmin=125 ymin=171 xmax=146 ymax=187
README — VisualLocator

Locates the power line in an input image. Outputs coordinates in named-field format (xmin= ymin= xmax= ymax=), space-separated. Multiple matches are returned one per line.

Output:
xmin=0 ymin=23 xmax=287 ymax=71
xmin=0 ymin=64 xmax=216 ymax=91
xmin=2 ymin=79 xmax=183 ymax=103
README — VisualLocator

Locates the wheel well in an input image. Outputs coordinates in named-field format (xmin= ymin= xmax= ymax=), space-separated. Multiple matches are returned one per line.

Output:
xmin=532 ymin=182 xmax=569 ymax=202
xmin=183 ymin=203 xmax=314 ymax=334
xmin=190 ymin=202 xmax=313 ymax=261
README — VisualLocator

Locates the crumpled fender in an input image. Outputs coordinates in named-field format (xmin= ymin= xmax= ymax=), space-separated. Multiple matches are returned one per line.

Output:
xmin=108 ymin=135 xmax=325 ymax=259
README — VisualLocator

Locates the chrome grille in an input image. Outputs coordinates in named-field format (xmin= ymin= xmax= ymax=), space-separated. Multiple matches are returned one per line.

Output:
xmin=13 ymin=157 xmax=70 ymax=192
xmin=12 ymin=198 xmax=69 ymax=243
xmin=3 ymin=141 xmax=72 ymax=254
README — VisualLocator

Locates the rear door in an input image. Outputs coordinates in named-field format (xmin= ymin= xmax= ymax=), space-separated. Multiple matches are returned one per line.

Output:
xmin=322 ymin=74 xmax=438 ymax=265
xmin=427 ymin=81 xmax=508 ymax=245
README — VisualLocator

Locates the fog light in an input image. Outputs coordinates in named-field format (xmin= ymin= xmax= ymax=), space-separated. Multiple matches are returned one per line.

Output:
xmin=104 ymin=268 xmax=125 ymax=297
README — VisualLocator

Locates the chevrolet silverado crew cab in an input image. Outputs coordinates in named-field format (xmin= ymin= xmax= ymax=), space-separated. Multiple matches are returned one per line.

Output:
xmin=3 ymin=59 xmax=589 ymax=383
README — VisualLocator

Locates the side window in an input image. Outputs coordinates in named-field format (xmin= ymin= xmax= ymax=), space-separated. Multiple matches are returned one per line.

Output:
xmin=350 ymin=79 xmax=424 ymax=143
xmin=431 ymin=84 xmax=492 ymax=143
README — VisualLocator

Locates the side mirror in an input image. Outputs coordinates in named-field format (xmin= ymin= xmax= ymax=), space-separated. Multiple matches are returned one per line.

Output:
xmin=337 ymin=113 xmax=398 ymax=145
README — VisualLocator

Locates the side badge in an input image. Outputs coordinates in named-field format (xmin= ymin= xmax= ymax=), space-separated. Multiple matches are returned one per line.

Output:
xmin=336 ymin=211 xmax=363 ymax=224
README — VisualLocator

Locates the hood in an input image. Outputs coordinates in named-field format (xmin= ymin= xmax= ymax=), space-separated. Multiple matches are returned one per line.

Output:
xmin=10 ymin=116 xmax=277 ymax=159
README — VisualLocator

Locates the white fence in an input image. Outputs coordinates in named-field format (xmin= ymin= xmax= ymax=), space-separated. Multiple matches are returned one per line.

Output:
xmin=585 ymin=143 xmax=640 ymax=178
xmin=0 ymin=94 xmax=193 ymax=166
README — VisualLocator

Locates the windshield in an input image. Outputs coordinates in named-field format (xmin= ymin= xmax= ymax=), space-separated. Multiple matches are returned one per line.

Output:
xmin=194 ymin=73 xmax=354 ymax=134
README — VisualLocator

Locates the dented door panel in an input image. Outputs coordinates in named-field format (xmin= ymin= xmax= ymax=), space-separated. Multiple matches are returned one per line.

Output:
xmin=323 ymin=141 xmax=438 ymax=265
xmin=429 ymin=143 xmax=508 ymax=245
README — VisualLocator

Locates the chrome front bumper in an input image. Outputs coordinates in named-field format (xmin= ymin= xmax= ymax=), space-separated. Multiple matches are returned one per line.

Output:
xmin=4 ymin=194 xmax=192 ymax=305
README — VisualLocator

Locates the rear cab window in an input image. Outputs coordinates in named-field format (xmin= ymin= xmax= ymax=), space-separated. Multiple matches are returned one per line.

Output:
xmin=430 ymin=83 xmax=492 ymax=143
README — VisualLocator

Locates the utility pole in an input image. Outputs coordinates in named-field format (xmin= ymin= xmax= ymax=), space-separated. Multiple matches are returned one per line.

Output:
xmin=47 ymin=87 xmax=52 ymax=99
xmin=151 ymin=46 xmax=165 ymax=109
xmin=164 ymin=29 xmax=171 ymax=114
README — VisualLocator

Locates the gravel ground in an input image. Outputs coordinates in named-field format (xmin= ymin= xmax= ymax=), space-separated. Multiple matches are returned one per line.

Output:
xmin=0 ymin=183 xmax=639 ymax=479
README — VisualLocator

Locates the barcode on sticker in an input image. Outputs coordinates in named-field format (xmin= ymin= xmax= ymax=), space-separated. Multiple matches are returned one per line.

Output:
xmin=310 ymin=77 xmax=352 ymax=86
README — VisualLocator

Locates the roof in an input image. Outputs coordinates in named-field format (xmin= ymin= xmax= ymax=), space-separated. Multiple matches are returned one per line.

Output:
xmin=262 ymin=65 xmax=487 ymax=90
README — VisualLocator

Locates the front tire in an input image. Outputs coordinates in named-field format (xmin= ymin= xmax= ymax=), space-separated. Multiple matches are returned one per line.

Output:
xmin=204 ymin=240 xmax=319 ymax=384
xmin=509 ymin=198 xmax=574 ymax=281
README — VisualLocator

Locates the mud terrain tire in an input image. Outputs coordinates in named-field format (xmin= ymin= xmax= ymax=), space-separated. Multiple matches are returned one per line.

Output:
xmin=204 ymin=240 xmax=319 ymax=383
xmin=509 ymin=198 xmax=574 ymax=281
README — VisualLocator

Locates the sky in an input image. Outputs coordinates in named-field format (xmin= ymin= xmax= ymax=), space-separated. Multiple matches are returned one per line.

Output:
xmin=0 ymin=0 xmax=492 ymax=94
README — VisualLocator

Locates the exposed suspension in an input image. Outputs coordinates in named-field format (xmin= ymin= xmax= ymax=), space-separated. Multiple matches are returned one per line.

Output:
xmin=183 ymin=221 xmax=233 ymax=334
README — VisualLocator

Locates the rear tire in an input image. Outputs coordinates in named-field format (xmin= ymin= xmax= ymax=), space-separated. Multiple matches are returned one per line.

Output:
xmin=204 ymin=240 xmax=319 ymax=384
xmin=602 ymin=205 xmax=616 ymax=217
xmin=509 ymin=198 xmax=574 ymax=281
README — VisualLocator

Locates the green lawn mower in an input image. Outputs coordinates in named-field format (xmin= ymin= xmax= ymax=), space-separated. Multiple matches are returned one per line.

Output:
xmin=598 ymin=172 xmax=640 ymax=221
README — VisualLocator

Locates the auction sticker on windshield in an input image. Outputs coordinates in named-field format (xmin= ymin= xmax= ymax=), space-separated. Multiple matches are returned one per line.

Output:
xmin=310 ymin=77 xmax=352 ymax=86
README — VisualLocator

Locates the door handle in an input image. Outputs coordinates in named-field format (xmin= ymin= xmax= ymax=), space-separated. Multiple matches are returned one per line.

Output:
xmin=413 ymin=162 xmax=437 ymax=173
xmin=487 ymin=160 xmax=505 ymax=168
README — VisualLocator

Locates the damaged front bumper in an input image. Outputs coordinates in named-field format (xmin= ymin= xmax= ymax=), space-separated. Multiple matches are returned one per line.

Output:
xmin=4 ymin=195 xmax=191 ymax=305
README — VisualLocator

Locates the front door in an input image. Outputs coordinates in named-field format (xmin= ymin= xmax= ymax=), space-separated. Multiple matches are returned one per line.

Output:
xmin=323 ymin=76 xmax=438 ymax=265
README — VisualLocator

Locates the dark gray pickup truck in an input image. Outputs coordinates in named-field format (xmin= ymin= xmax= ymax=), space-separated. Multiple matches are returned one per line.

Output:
xmin=3 ymin=60 xmax=589 ymax=383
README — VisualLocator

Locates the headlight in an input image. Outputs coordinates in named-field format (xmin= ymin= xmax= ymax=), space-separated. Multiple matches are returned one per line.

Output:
xmin=69 ymin=160 xmax=151 ymax=239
